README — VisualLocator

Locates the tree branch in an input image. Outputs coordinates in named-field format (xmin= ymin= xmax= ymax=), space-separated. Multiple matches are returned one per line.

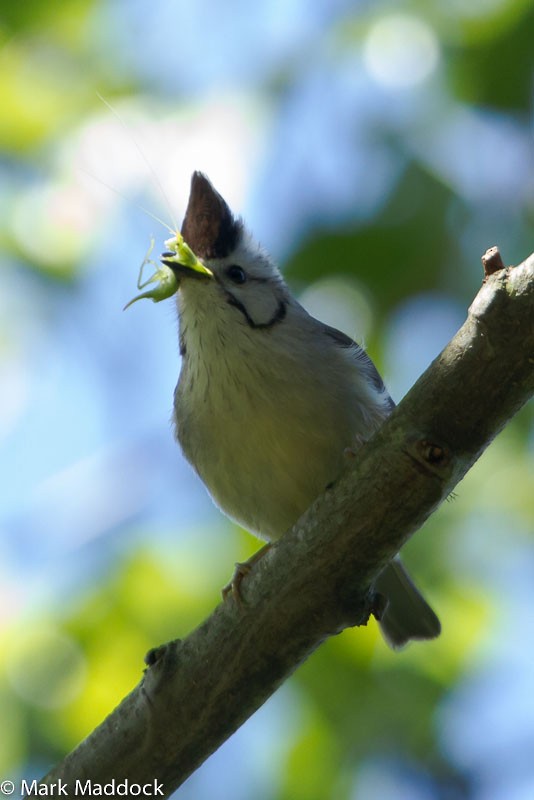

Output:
xmin=41 ymin=249 xmax=534 ymax=797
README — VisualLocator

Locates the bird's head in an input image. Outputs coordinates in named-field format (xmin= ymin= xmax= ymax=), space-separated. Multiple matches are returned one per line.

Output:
xmin=162 ymin=172 xmax=290 ymax=330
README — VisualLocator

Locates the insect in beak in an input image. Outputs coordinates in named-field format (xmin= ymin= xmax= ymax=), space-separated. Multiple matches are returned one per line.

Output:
xmin=124 ymin=234 xmax=212 ymax=310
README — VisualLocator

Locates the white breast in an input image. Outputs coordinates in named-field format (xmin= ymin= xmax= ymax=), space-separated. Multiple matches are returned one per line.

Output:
xmin=174 ymin=294 xmax=389 ymax=541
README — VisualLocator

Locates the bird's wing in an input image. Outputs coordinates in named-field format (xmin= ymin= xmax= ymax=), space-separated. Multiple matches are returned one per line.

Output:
xmin=321 ymin=322 xmax=395 ymax=412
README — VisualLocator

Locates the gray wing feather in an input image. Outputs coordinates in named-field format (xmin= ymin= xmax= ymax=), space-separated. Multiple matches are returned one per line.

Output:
xmin=322 ymin=323 xmax=395 ymax=411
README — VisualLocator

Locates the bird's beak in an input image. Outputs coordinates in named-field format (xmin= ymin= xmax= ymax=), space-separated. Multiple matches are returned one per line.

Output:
xmin=160 ymin=240 xmax=213 ymax=280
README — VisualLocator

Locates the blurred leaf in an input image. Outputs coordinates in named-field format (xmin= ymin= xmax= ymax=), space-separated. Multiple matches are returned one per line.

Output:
xmin=445 ymin=3 xmax=534 ymax=110
xmin=0 ymin=686 xmax=25 ymax=774
xmin=286 ymin=162 xmax=462 ymax=312
xmin=0 ymin=0 xmax=96 ymax=45
xmin=281 ymin=708 xmax=343 ymax=800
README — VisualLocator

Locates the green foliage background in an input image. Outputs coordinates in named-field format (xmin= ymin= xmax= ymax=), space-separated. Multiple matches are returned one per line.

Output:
xmin=0 ymin=1 xmax=532 ymax=798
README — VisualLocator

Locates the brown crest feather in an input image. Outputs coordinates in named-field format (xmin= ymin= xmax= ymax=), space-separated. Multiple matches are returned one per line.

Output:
xmin=181 ymin=172 xmax=241 ymax=259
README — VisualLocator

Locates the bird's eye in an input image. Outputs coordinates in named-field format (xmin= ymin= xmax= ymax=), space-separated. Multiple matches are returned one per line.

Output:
xmin=226 ymin=265 xmax=247 ymax=284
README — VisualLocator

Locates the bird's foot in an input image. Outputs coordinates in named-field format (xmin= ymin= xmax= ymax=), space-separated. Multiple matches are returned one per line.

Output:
xmin=344 ymin=434 xmax=368 ymax=459
xmin=221 ymin=543 xmax=272 ymax=604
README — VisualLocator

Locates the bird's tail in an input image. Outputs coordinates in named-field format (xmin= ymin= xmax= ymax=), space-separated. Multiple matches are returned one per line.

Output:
xmin=374 ymin=557 xmax=441 ymax=649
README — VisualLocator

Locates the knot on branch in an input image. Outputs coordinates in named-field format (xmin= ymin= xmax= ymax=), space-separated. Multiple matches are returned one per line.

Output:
xmin=325 ymin=579 xmax=385 ymax=636
xmin=420 ymin=440 xmax=448 ymax=465
xmin=143 ymin=640 xmax=182 ymax=696
xmin=405 ymin=436 xmax=452 ymax=479
xmin=482 ymin=245 xmax=505 ymax=280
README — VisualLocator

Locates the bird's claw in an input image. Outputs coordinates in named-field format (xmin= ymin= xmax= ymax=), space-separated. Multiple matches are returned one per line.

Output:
xmin=221 ymin=543 xmax=273 ymax=605
xmin=221 ymin=561 xmax=254 ymax=605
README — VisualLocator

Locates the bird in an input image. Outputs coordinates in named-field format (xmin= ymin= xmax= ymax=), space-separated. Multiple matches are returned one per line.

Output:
xmin=162 ymin=171 xmax=441 ymax=649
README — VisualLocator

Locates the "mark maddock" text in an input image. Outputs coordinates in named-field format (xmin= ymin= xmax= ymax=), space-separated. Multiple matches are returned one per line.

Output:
xmin=21 ymin=778 xmax=164 ymax=796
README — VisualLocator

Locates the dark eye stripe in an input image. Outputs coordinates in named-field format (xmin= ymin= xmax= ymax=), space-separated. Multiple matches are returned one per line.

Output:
xmin=226 ymin=293 xmax=287 ymax=329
